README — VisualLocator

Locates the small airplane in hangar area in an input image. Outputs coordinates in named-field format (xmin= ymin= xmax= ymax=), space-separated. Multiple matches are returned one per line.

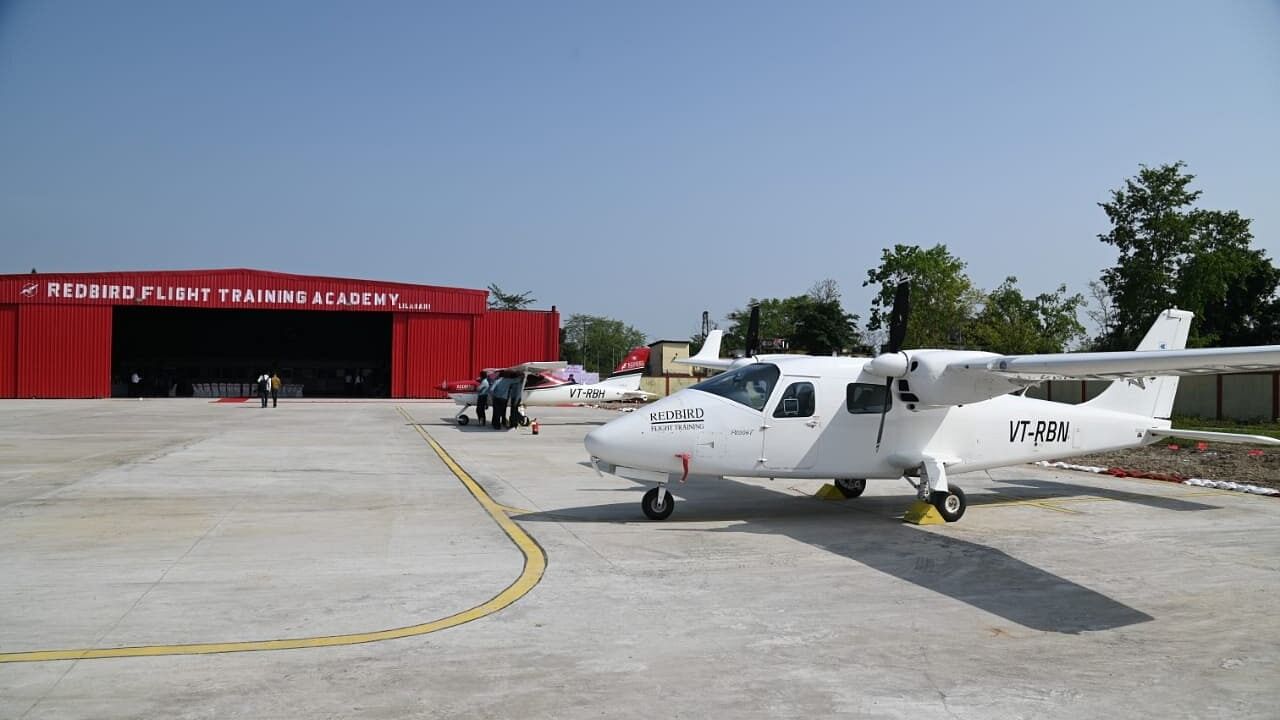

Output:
xmin=585 ymin=285 xmax=1280 ymax=522
xmin=440 ymin=347 xmax=655 ymax=426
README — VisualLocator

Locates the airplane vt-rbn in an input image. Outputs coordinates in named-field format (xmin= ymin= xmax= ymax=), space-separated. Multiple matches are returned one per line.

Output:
xmin=585 ymin=289 xmax=1280 ymax=522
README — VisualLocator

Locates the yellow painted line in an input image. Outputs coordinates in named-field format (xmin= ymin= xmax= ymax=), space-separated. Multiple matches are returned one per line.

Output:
xmin=0 ymin=407 xmax=545 ymax=664
xmin=978 ymin=495 xmax=1083 ymax=514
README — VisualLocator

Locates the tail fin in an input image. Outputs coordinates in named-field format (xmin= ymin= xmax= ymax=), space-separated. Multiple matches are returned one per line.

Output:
xmin=610 ymin=347 xmax=649 ymax=377
xmin=673 ymin=330 xmax=735 ymax=371
xmin=1085 ymin=309 xmax=1193 ymax=419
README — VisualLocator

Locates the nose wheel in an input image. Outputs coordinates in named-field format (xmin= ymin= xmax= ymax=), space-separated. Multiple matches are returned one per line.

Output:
xmin=641 ymin=486 xmax=675 ymax=520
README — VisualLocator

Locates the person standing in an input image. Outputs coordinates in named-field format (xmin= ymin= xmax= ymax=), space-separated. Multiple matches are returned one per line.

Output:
xmin=507 ymin=373 xmax=524 ymax=429
xmin=270 ymin=372 xmax=282 ymax=408
xmin=257 ymin=372 xmax=270 ymax=408
xmin=475 ymin=372 xmax=490 ymax=426
xmin=130 ymin=371 xmax=142 ymax=398
xmin=489 ymin=373 xmax=510 ymax=429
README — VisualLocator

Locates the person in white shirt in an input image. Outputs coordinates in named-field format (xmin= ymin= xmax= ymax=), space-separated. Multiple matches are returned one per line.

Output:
xmin=257 ymin=372 xmax=270 ymax=407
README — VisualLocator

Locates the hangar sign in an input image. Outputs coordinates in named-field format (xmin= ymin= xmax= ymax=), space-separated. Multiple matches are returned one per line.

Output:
xmin=38 ymin=281 xmax=407 ymax=309
xmin=0 ymin=269 xmax=487 ymax=314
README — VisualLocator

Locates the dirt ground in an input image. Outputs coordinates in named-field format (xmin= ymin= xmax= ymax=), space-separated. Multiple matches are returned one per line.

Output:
xmin=1062 ymin=442 xmax=1280 ymax=491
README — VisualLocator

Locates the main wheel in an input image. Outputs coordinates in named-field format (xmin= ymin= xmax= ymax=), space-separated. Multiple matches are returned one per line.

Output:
xmin=520 ymin=415 xmax=531 ymax=427
xmin=929 ymin=485 xmax=966 ymax=522
xmin=457 ymin=415 xmax=470 ymax=426
xmin=641 ymin=487 xmax=675 ymax=520
xmin=834 ymin=478 xmax=866 ymax=499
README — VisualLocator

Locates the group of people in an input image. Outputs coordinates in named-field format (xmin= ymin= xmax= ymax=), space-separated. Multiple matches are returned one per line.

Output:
xmin=475 ymin=371 xmax=525 ymax=429
xmin=256 ymin=372 xmax=283 ymax=408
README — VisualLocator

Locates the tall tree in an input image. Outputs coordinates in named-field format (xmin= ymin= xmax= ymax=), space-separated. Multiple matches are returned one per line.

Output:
xmin=864 ymin=244 xmax=979 ymax=349
xmin=1097 ymin=162 xmax=1280 ymax=348
xmin=720 ymin=280 xmax=859 ymax=356
xmin=967 ymin=277 xmax=1085 ymax=354
xmin=560 ymin=314 xmax=646 ymax=374
xmin=487 ymin=284 xmax=535 ymax=310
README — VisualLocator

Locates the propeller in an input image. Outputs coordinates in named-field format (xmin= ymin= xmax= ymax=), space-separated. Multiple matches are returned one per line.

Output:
xmin=875 ymin=282 xmax=911 ymax=451
xmin=745 ymin=304 xmax=760 ymax=357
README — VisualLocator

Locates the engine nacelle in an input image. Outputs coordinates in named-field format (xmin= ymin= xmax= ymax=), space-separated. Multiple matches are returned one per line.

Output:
xmin=898 ymin=350 xmax=1032 ymax=407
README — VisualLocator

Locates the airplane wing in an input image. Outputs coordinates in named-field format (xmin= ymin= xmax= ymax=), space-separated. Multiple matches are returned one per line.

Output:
xmin=955 ymin=346 xmax=1280 ymax=381
xmin=511 ymin=361 xmax=568 ymax=374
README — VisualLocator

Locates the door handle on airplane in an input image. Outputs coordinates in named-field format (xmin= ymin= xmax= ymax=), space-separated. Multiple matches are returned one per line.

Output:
xmin=806 ymin=419 xmax=820 ymax=428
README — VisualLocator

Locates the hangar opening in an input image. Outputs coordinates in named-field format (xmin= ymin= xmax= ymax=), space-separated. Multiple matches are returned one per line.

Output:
xmin=111 ymin=307 xmax=392 ymax=398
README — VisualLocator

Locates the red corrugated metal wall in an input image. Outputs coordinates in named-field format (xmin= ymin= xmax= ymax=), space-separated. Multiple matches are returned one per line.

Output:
xmin=16 ymin=305 xmax=112 ymax=398
xmin=0 ymin=306 xmax=16 ymax=397
xmin=393 ymin=314 xmax=474 ymax=398
xmin=475 ymin=310 xmax=560 ymax=370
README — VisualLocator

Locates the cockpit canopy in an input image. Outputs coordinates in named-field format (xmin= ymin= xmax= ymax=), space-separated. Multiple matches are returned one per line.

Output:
xmin=689 ymin=363 xmax=780 ymax=411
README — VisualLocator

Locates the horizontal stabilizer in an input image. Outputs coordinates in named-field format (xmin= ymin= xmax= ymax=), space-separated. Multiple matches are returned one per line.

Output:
xmin=1148 ymin=428 xmax=1280 ymax=446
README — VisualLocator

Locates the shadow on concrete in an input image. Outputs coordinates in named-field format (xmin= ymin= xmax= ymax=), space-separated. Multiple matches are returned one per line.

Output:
xmin=515 ymin=473 xmax=1158 ymax=634
xmin=984 ymin=476 xmax=1220 ymax=513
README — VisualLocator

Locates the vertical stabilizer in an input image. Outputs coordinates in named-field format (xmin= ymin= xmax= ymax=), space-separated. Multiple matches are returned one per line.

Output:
xmin=1085 ymin=309 xmax=1193 ymax=419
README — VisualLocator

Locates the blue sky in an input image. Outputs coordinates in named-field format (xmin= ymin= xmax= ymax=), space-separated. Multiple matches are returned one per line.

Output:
xmin=2 ymin=1 xmax=1278 ymax=341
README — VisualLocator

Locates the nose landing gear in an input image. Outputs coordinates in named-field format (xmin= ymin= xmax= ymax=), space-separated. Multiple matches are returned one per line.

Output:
xmin=641 ymin=485 xmax=675 ymax=520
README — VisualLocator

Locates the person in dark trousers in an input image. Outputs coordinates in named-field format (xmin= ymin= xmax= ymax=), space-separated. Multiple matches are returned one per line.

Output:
xmin=489 ymin=373 xmax=511 ymax=429
xmin=507 ymin=373 xmax=524 ymax=429
xmin=270 ymin=372 xmax=282 ymax=408
xmin=475 ymin=372 xmax=490 ymax=426
xmin=256 ymin=372 xmax=270 ymax=408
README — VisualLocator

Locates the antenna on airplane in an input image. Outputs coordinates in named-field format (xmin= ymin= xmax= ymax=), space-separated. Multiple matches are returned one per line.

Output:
xmin=874 ymin=282 xmax=910 ymax=451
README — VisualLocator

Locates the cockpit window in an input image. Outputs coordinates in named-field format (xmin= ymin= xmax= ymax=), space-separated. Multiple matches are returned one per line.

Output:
xmin=772 ymin=381 xmax=815 ymax=418
xmin=847 ymin=382 xmax=890 ymax=414
xmin=690 ymin=363 xmax=780 ymax=411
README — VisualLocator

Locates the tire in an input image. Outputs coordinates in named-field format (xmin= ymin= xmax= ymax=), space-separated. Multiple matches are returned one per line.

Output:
xmin=834 ymin=478 xmax=866 ymax=498
xmin=641 ymin=487 xmax=675 ymax=520
xmin=929 ymin=485 xmax=966 ymax=522
xmin=457 ymin=415 xmax=470 ymax=426
xmin=520 ymin=415 xmax=531 ymax=427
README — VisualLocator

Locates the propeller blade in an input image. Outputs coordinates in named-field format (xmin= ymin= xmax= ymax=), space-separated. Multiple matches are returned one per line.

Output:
xmin=887 ymin=282 xmax=910 ymax=354
xmin=874 ymin=377 xmax=892 ymax=451
xmin=745 ymin=304 xmax=760 ymax=357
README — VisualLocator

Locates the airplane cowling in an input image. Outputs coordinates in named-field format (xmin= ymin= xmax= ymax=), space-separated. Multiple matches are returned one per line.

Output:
xmin=901 ymin=350 xmax=1032 ymax=407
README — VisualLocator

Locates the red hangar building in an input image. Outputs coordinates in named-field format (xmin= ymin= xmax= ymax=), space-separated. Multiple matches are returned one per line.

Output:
xmin=0 ymin=269 xmax=559 ymax=399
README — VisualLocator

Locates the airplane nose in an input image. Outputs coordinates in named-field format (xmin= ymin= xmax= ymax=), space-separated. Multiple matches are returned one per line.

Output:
xmin=584 ymin=422 xmax=618 ymax=463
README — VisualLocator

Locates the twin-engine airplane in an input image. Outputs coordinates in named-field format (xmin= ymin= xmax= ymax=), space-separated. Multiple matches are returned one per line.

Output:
xmin=585 ymin=287 xmax=1280 ymax=522
xmin=440 ymin=347 xmax=654 ymax=425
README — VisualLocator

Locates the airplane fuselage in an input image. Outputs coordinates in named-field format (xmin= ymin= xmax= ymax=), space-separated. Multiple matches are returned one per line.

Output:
xmin=586 ymin=356 xmax=1160 ymax=481
xmin=450 ymin=378 xmax=647 ymax=409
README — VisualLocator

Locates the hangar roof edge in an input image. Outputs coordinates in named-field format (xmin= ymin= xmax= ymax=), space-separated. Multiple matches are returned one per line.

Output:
xmin=1 ymin=267 xmax=487 ymax=296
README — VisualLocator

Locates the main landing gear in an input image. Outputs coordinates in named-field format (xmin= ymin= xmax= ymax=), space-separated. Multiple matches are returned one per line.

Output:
xmin=913 ymin=456 xmax=966 ymax=522
xmin=455 ymin=405 xmax=472 ymax=425
xmin=834 ymin=478 xmax=866 ymax=498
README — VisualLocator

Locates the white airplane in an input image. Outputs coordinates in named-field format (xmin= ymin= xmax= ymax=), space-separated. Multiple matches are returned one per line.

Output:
xmin=440 ymin=348 xmax=655 ymax=426
xmin=585 ymin=292 xmax=1280 ymax=522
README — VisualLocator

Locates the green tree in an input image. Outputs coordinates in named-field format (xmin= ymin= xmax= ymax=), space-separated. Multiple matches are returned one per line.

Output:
xmin=720 ymin=280 xmax=859 ymax=356
xmin=1097 ymin=162 xmax=1280 ymax=348
xmin=487 ymin=284 xmax=536 ymax=310
xmin=864 ymin=244 xmax=980 ymax=349
xmin=560 ymin=314 xmax=646 ymax=374
xmin=968 ymin=277 xmax=1085 ymax=354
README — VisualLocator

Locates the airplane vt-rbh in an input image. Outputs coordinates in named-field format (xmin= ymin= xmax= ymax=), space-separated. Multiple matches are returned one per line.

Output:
xmin=586 ymin=302 xmax=1280 ymax=523
xmin=440 ymin=347 xmax=654 ymax=425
